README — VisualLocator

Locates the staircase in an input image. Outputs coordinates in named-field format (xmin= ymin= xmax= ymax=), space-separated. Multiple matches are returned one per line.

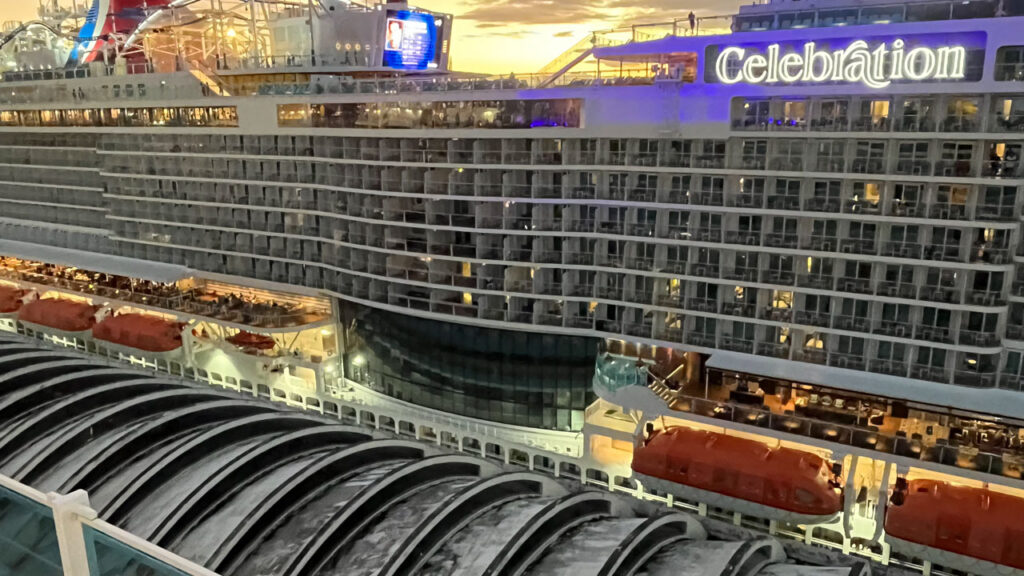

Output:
xmin=188 ymin=60 xmax=230 ymax=96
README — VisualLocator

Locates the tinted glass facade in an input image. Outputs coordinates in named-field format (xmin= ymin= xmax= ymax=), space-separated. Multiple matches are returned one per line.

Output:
xmin=340 ymin=303 xmax=596 ymax=431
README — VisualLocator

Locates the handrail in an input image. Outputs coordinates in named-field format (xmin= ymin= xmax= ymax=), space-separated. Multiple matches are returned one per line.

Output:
xmin=594 ymin=349 xmax=1024 ymax=483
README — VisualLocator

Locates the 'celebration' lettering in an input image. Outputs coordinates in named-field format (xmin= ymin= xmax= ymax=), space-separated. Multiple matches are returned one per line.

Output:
xmin=716 ymin=39 xmax=967 ymax=88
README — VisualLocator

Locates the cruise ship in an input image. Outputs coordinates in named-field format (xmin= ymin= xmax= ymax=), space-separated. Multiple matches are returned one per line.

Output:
xmin=2 ymin=0 xmax=1024 ymax=574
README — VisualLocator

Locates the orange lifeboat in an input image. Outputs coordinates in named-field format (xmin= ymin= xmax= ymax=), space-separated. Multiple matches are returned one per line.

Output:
xmin=92 ymin=313 xmax=184 ymax=353
xmin=227 ymin=331 xmax=276 ymax=351
xmin=0 ymin=286 xmax=26 ymax=314
xmin=632 ymin=426 xmax=842 ymax=522
xmin=18 ymin=298 xmax=99 ymax=333
xmin=886 ymin=479 xmax=1024 ymax=571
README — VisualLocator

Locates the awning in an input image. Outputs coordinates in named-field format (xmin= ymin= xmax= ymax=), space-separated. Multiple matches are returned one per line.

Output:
xmin=0 ymin=239 xmax=191 ymax=284
xmin=706 ymin=351 xmax=1024 ymax=422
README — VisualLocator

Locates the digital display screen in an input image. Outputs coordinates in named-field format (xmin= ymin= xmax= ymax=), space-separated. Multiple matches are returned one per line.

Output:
xmin=383 ymin=10 xmax=444 ymax=71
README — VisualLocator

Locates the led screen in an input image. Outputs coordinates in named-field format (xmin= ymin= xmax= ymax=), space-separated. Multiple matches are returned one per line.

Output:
xmin=382 ymin=10 xmax=444 ymax=71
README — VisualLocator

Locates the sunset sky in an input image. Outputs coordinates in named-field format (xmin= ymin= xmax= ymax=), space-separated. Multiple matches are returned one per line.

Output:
xmin=0 ymin=0 xmax=744 ymax=72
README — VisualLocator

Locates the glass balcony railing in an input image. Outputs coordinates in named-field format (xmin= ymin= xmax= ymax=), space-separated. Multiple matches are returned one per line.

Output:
xmin=0 ymin=477 xmax=213 ymax=576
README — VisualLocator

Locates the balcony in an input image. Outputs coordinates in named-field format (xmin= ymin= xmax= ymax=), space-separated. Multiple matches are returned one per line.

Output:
xmin=765 ymin=196 xmax=800 ymax=211
xmin=724 ymin=230 xmax=761 ymax=246
xmin=535 ymin=282 xmax=562 ymax=296
xmin=761 ymin=269 xmax=795 ymax=285
xmin=685 ymin=332 xmax=716 ymax=348
xmin=764 ymin=233 xmax=798 ymax=249
xmin=874 ymin=320 xmax=911 ymax=338
xmin=629 ymin=188 xmax=656 ymax=203
xmin=924 ymin=245 xmax=962 ymax=263
xmin=837 ymin=277 xmax=872 ymax=294
xmin=691 ymin=192 xmax=724 ymax=206
xmin=769 ymin=157 xmax=804 ymax=172
xmin=628 ymin=224 xmax=656 ymax=237
xmin=563 ymin=252 xmax=592 ymax=265
xmin=739 ymin=156 xmax=766 ymax=170
xmin=596 ymin=285 xmax=623 ymax=300
xmin=850 ymin=158 xmax=886 ymax=174
xmin=833 ymin=315 xmax=871 ymax=332
xmin=596 ymin=221 xmax=624 ymax=235
xmin=689 ymin=264 xmax=720 ymax=278
xmin=721 ymin=302 xmax=756 ymax=318
xmin=869 ymin=360 xmax=908 ymax=376
xmin=565 ymin=219 xmax=594 ymax=233
xmin=537 ymin=313 xmax=563 ymax=327
xmin=757 ymin=342 xmax=789 ymax=358
xmin=839 ymin=238 xmax=877 ymax=255
xmin=693 ymin=229 xmax=722 ymax=243
xmin=533 ymin=250 xmax=562 ymax=264
xmin=762 ymin=307 xmax=792 ymax=322
xmin=959 ymin=331 xmax=1000 ymax=348
xmin=721 ymin=267 xmax=758 ymax=282
xmin=802 ymin=237 xmax=837 ymax=252
xmin=1007 ymin=325 xmax=1024 ymax=341
xmin=881 ymin=242 xmax=923 ymax=259
xmin=928 ymin=204 xmax=968 ymax=221
xmin=730 ymin=193 xmax=763 ymax=209
xmin=962 ymin=289 xmax=1003 ymax=307
xmin=721 ymin=337 xmax=755 ymax=353
xmin=595 ymin=254 xmax=622 ymax=268
xmin=917 ymin=326 xmax=954 ymax=344
xmin=876 ymin=281 xmax=917 ymax=300
xmin=815 ymin=158 xmax=845 ymax=172
xmin=810 ymin=117 xmax=849 ymax=132
xmin=804 ymin=197 xmax=840 ymax=213
xmin=955 ymin=370 xmax=997 ymax=388
xmin=919 ymin=285 xmax=961 ymax=304
xmin=975 ymin=204 xmax=1016 ymax=222
xmin=626 ymin=256 xmax=655 ymax=271
xmin=656 ymin=294 xmax=684 ymax=309
xmin=829 ymin=353 xmax=866 ymax=371
xmin=655 ymin=325 xmax=683 ymax=342
xmin=934 ymin=160 xmax=975 ymax=178
xmin=623 ymin=322 xmax=654 ymax=337
xmin=971 ymin=247 xmax=1011 ymax=265
xmin=844 ymin=200 xmax=881 ymax=215
xmin=797 ymin=274 xmax=834 ymax=290
xmin=566 ymin=316 xmax=593 ymax=329
xmin=794 ymin=349 xmax=828 ymax=365
xmin=895 ymin=159 xmax=932 ymax=176
xmin=504 ymin=280 xmax=533 ymax=293
xmin=686 ymin=297 xmax=717 ymax=313
xmin=568 ymin=186 xmax=596 ymax=200
xmin=694 ymin=154 xmax=725 ymax=169
xmin=566 ymin=283 xmax=594 ymax=297
xmin=795 ymin=311 xmax=831 ymax=327
xmin=890 ymin=203 xmax=924 ymax=218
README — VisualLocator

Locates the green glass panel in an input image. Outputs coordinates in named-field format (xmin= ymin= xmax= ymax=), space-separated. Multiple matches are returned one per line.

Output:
xmin=0 ymin=485 xmax=63 ymax=576
xmin=85 ymin=526 xmax=190 ymax=576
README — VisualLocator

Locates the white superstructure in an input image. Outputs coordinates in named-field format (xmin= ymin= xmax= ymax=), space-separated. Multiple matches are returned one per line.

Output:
xmin=3 ymin=1 xmax=1024 ymax=574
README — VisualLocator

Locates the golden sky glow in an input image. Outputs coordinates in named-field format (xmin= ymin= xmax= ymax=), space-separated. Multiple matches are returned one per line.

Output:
xmin=0 ymin=0 xmax=744 ymax=73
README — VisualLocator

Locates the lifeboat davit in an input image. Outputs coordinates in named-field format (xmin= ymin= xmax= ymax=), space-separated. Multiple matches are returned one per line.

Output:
xmin=0 ymin=286 xmax=27 ymax=314
xmin=886 ymin=479 xmax=1024 ymax=573
xmin=92 ymin=313 xmax=184 ymax=354
xmin=17 ymin=298 xmax=99 ymax=334
xmin=632 ymin=426 xmax=843 ymax=523
xmin=227 ymin=331 xmax=276 ymax=351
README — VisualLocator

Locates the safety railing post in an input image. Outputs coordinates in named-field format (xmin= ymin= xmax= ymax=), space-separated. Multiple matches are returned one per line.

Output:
xmin=49 ymin=490 xmax=97 ymax=576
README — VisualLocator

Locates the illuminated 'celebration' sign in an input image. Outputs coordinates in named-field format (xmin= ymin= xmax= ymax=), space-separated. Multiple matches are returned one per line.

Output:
xmin=714 ymin=39 xmax=968 ymax=88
